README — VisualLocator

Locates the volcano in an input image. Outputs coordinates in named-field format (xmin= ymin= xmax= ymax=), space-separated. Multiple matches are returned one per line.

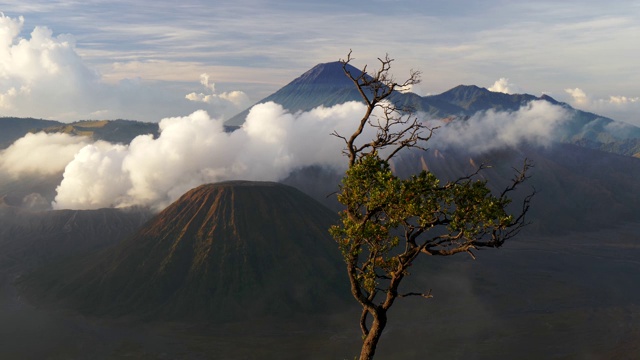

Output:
xmin=225 ymin=61 xmax=364 ymax=126
xmin=21 ymin=181 xmax=349 ymax=322
xmin=226 ymin=61 xmax=463 ymax=126
xmin=225 ymin=61 xmax=640 ymax=157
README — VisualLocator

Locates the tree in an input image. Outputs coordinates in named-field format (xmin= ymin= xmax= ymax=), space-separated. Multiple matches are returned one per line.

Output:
xmin=329 ymin=51 xmax=534 ymax=360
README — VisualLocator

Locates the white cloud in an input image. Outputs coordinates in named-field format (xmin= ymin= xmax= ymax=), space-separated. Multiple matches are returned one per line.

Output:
xmin=398 ymin=83 xmax=429 ymax=96
xmin=0 ymin=13 xmax=23 ymax=48
xmin=2 ymin=6 xmax=639 ymax=125
xmin=52 ymin=103 xmax=366 ymax=210
xmin=2 ymin=1 xmax=640 ymax=127
xmin=185 ymin=73 xmax=251 ymax=110
xmin=488 ymin=78 xmax=519 ymax=94
xmin=603 ymin=120 xmax=639 ymax=140
xmin=53 ymin=143 xmax=131 ymax=209
xmin=562 ymin=87 xmax=640 ymax=125
xmin=0 ymin=14 xmax=103 ymax=119
xmin=0 ymin=132 xmax=93 ymax=177
xmin=218 ymin=90 xmax=250 ymax=106
xmin=607 ymin=95 xmax=640 ymax=105
xmin=45 ymin=99 xmax=576 ymax=210
xmin=593 ymin=97 xmax=640 ymax=125
xmin=565 ymin=88 xmax=588 ymax=105
xmin=427 ymin=100 xmax=570 ymax=153
xmin=0 ymin=14 xmax=249 ymax=122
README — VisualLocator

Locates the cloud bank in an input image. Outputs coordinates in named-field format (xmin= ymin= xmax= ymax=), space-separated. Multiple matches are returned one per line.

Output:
xmin=0 ymin=13 xmax=248 ymax=122
xmin=0 ymin=14 xmax=100 ymax=120
xmin=0 ymin=132 xmax=96 ymax=177
xmin=0 ymin=98 xmax=572 ymax=211
xmin=185 ymin=73 xmax=252 ymax=112
xmin=564 ymin=87 xmax=640 ymax=125
xmin=51 ymin=102 xmax=368 ymax=210
xmin=427 ymin=100 xmax=570 ymax=153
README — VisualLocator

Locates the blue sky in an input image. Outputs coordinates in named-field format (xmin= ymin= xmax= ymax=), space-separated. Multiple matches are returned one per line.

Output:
xmin=0 ymin=0 xmax=639 ymax=124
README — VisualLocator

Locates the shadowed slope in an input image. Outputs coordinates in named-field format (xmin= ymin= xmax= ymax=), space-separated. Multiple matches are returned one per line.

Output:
xmin=0 ymin=117 xmax=63 ymax=149
xmin=0 ymin=206 xmax=152 ymax=273
xmin=22 ymin=181 xmax=349 ymax=322
xmin=283 ymin=142 xmax=640 ymax=236
xmin=225 ymin=62 xmax=364 ymax=126
xmin=226 ymin=61 xmax=465 ymax=126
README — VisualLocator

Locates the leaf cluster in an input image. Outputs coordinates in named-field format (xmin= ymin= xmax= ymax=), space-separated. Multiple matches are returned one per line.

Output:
xmin=329 ymin=52 xmax=533 ymax=359
xmin=330 ymin=153 xmax=525 ymax=300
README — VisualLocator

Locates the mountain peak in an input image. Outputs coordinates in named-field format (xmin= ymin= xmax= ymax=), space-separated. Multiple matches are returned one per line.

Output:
xmin=225 ymin=61 xmax=365 ymax=126
xmin=292 ymin=61 xmax=356 ymax=86
xmin=430 ymin=84 xmax=540 ymax=113
xmin=452 ymin=84 xmax=486 ymax=91
xmin=437 ymin=84 xmax=490 ymax=98
xmin=539 ymin=93 xmax=560 ymax=104
xmin=23 ymin=181 xmax=349 ymax=322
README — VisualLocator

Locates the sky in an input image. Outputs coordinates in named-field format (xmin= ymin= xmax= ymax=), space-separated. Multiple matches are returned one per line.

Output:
xmin=0 ymin=0 xmax=639 ymax=124
xmin=1 ymin=0 xmax=638 ymax=210
xmin=0 ymin=0 xmax=640 ymax=125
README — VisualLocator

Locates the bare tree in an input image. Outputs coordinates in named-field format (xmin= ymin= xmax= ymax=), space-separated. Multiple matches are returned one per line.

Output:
xmin=330 ymin=51 xmax=534 ymax=360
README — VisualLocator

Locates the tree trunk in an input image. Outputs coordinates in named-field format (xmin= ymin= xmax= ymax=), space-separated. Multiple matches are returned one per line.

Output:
xmin=359 ymin=310 xmax=387 ymax=360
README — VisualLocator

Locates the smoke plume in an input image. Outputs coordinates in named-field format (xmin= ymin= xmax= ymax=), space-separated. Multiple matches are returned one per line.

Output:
xmin=488 ymin=78 xmax=520 ymax=94
xmin=0 ymin=98 xmax=572 ymax=211
xmin=0 ymin=132 xmax=95 ymax=177
xmin=51 ymin=102 xmax=368 ymax=210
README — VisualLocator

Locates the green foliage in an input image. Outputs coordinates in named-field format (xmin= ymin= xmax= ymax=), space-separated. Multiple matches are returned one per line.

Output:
xmin=330 ymin=152 xmax=519 ymax=297
xmin=332 ymin=52 xmax=532 ymax=360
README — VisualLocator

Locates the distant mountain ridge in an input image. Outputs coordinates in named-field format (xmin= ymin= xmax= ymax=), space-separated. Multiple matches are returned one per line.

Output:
xmin=3 ymin=62 xmax=639 ymax=156
xmin=226 ymin=61 xmax=640 ymax=157
xmin=38 ymin=119 xmax=160 ymax=145
xmin=226 ymin=61 xmax=466 ymax=126
xmin=0 ymin=118 xmax=160 ymax=150
xmin=0 ymin=117 xmax=62 ymax=149
xmin=431 ymin=84 xmax=543 ymax=113
xmin=225 ymin=62 xmax=554 ymax=126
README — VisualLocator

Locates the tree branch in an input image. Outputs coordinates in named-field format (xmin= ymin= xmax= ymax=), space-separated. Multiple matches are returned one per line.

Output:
xmin=399 ymin=289 xmax=433 ymax=299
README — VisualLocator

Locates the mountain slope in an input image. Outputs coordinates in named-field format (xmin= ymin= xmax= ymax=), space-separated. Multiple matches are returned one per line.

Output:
xmin=226 ymin=61 xmax=466 ymax=126
xmin=226 ymin=62 xmax=640 ymax=157
xmin=39 ymin=119 xmax=160 ymax=144
xmin=431 ymin=84 xmax=541 ymax=113
xmin=0 ymin=118 xmax=160 ymax=150
xmin=226 ymin=62 xmax=365 ymax=126
xmin=430 ymin=85 xmax=640 ymax=156
xmin=0 ymin=206 xmax=152 ymax=273
xmin=21 ymin=181 xmax=349 ymax=322
xmin=282 ymin=141 xmax=640 ymax=236
xmin=0 ymin=117 xmax=62 ymax=149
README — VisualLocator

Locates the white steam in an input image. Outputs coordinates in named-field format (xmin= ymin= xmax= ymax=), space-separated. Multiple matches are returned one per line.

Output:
xmin=185 ymin=73 xmax=251 ymax=109
xmin=52 ymin=102 xmax=367 ymax=210
xmin=0 ymin=132 xmax=94 ymax=177
xmin=488 ymin=78 xmax=520 ymax=94
xmin=0 ymin=99 xmax=572 ymax=211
